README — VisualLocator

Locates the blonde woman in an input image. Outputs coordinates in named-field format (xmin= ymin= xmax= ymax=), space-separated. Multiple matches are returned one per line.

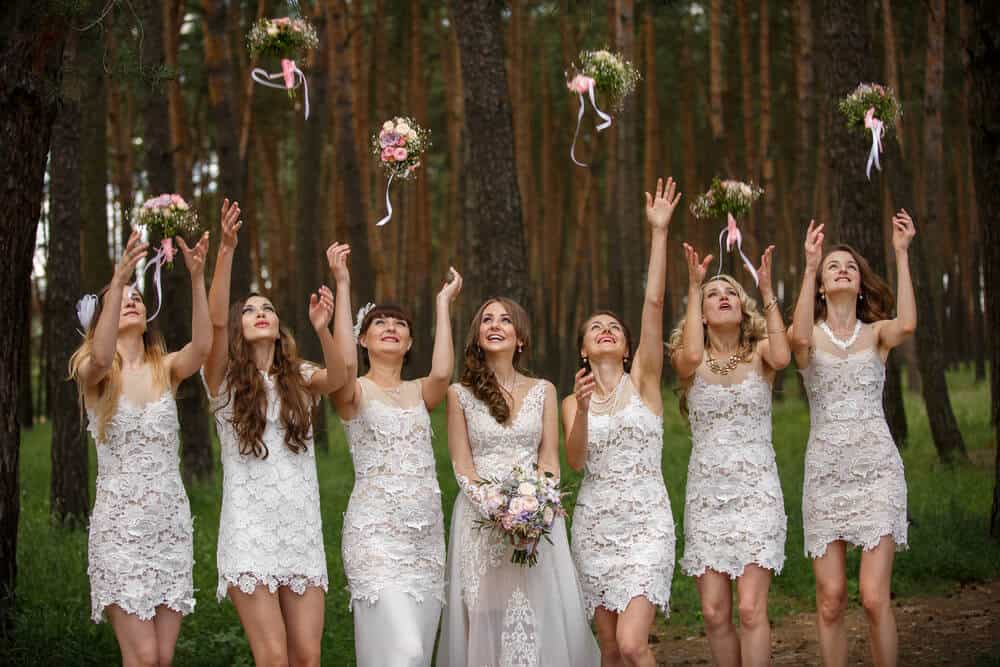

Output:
xmin=667 ymin=244 xmax=789 ymax=667
xmin=70 ymin=229 xmax=211 ymax=667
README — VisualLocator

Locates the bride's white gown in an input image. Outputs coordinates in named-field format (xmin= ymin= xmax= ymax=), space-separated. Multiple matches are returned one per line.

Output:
xmin=438 ymin=381 xmax=600 ymax=667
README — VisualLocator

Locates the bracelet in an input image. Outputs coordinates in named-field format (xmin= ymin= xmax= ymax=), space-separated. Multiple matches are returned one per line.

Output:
xmin=763 ymin=296 xmax=779 ymax=312
xmin=767 ymin=327 xmax=786 ymax=334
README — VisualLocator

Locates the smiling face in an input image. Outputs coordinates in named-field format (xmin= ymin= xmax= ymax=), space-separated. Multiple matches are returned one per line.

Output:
xmin=360 ymin=313 xmax=413 ymax=361
xmin=702 ymin=278 xmax=744 ymax=327
xmin=117 ymin=286 xmax=147 ymax=333
xmin=579 ymin=313 xmax=629 ymax=363
xmin=820 ymin=249 xmax=861 ymax=297
xmin=477 ymin=300 xmax=522 ymax=357
xmin=240 ymin=295 xmax=280 ymax=342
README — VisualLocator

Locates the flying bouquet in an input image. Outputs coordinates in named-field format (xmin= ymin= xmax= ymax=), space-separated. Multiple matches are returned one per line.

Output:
xmin=371 ymin=116 xmax=430 ymax=226
xmin=132 ymin=194 xmax=202 ymax=320
xmin=247 ymin=17 xmax=319 ymax=119
xmin=472 ymin=467 xmax=567 ymax=567
xmin=690 ymin=178 xmax=764 ymax=285
xmin=838 ymin=83 xmax=901 ymax=180
xmin=566 ymin=49 xmax=640 ymax=167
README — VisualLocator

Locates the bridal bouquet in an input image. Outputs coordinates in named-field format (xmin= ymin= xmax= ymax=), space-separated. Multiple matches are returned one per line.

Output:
xmin=566 ymin=49 xmax=640 ymax=166
xmin=838 ymin=83 xmax=901 ymax=180
xmin=689 ymin=178 xmax=763 ymax=221
xmin=247 ymin=17 xmax=319 ymax=117
xmin=134 ymin=194 xmax=201 ymax=266
xmin=473 ymin=467 xmax=566 ymax=567
xmin=371 ymin=116 xmax=431 ymax=225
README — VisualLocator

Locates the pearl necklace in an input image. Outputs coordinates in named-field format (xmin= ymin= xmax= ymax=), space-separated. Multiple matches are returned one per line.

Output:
xmin=819 ymin=320 xmax=862 ymax=351
xmin=589 ymin=374 xmax=625 ymax=415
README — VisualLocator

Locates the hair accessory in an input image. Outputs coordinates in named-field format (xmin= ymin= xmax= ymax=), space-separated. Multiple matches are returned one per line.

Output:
xmin=76 ymin=294 xmax=98 ymax=335
xmin=353 ymin=302 xmax=376 ymax=343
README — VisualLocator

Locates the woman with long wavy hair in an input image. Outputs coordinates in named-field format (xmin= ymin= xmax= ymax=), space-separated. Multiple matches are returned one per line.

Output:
xmin=201 ymin=199 xmax=348 ymax=667
xmin=564 ymin=177 xmax=680 ymax=667
xmin=667 ymin=238 xmax=790 ymax=666
xmin=327 ymin=241 xmax=462 ymax=666
xmin=789 ymin=212 xmax=916 ymax=667
xmin=438 ymin=297 xmax=599 ymax=667
xmin=70 ymin=228 xmax=211 ymax=667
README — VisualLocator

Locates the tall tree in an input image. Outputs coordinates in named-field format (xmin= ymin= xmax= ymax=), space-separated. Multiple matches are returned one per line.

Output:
xmin=47 ymin=31 xmax=90 ymax=527
xmin=80 ymin=23 xmax=112 ymax=293
xmin=0 ymin=0 xmax=71 ymax=626
xmin=965 ymin=0 xmax=1000 ymax=535
xmin=448 ymin=0 xmax=528 ymax=307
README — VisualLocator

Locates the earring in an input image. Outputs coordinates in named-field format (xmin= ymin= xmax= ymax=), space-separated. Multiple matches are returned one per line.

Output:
xmin=820 ymin=292 xmax=826 ymax=300
xmin=858 ymin=293 xmax=865 ymax=301
xmin=517 ymin=344 xmax=523 ymax=353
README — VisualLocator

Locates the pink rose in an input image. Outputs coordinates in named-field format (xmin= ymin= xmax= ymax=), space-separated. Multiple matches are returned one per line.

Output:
xmin=393 ymin=147 xmax=407 ymax=161
xmin=272 ymin=17 xmax=290 ymax=25
xmin=381 ymin=147 xmax=395 ymax=162
xmin=519 ymin=495 xmax=539 ymax=513
xmin=396 ymin=135 xmax=407 ymax=147
xmin=567 ymin=74 xmax=595 ymax=95
xmin=160 ymin=237 xmax=175 ymax=263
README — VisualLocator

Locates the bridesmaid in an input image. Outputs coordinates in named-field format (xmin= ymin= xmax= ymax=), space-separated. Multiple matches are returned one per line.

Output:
xmin=789 ymin=212 xmax=916 ymax=667
xmin=667 ymin=244 xmax=790 ymax=667
xmin=202 ymin=199 xmax=347 ymax=667
xmin=438 ymin=297 xmax=600 ymax=667
xmin=328 ymin=241 xmax=462 ymax=666
xmin=69 ymin=229 xmax=210 ymax=667
xmin=564 ymin=177 xmax=680 ymax=667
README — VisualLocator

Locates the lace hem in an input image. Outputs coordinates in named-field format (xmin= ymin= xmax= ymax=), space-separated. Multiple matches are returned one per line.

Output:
xmin=91 ymin=593 xmax=195 ymax=624
xmin=681 ymin=554 xmax=785 ymax=579
xmin=217 ymin=572 xmax=329 ymax=601
xmin=347 ymin=583 xmax=447 ymax=609
xmin=583 ymin=585 xmax=671 ymax=618
xmin=806 ymin=528 xmax=909 ymax=559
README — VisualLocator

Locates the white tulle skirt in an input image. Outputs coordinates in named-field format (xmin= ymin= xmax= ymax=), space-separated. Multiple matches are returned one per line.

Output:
xmin=437 ymin=494 xmax=600 ymax=667
xmin=352 ymin=587 xmax=440 ymax=667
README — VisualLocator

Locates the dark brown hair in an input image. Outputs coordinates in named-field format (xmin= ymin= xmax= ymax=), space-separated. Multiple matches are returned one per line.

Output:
xmin=577 ymin=310 xmax=634 ymax=373
xmin=460 ymin=297 xmax=532 ymax=424
xmin=814 ymin=244 xmax=894 ymax=323
xmin=357 ymin=303 xmax=413 ymax=370
xmin=219 ymin=294 xmax=314 ymax=458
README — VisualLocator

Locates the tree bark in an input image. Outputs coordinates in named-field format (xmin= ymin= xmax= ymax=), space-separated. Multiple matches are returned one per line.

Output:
xmin=708 ymin=0 xmax=729 ymax=173
xmin=0 ymin=0 xmax=70 ymax=627
xmin=792 ymin=0 xmax=814 ymax=228
xmin=965 ymin=0 xmax=1000 ymax=534
xmin=448 ymin=0 xmax=528 ymax=308
xmin=47 ymin=32 xmax=90 ymax=527
xmin=80 ymin=24 xmax=112 ymax=294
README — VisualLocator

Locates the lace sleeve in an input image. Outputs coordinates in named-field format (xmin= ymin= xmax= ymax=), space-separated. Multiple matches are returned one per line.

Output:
xmin=455 ymin=470 xmax=492 ymax=519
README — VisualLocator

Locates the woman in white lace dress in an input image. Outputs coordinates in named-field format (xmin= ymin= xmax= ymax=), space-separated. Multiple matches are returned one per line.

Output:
xmin=789 ymin=212 xmax=916 ymax=667
xmin=668 ymin=240 xmax=790 ymax=667
xmin=563 ymin=177 xmax=680 ymax=667
xmin=69 ymin=229 xmax=211 ymax=666
xmin=327 ymin=242 xmax=462 ymax=666
xmin=438 ymin=298 xmax=600 ymax=667
xmin=202 ymin=199 xmax=348 ymax=666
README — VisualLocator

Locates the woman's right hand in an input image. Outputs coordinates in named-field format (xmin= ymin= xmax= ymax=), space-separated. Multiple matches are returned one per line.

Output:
xmin=326 ymin=242 xmax=351 ymax=285
xmin=573 ymin=367 xmax=595 ymax=411
xmin=112 ymin=230 xmax=149 ymax=288
xmin=220 ymin=198 xmax=242 ymax=250
xmin=803 ymin=219 xmax=824 ymax=272
xmin=683 ymin=242 xmax=713 ymax=288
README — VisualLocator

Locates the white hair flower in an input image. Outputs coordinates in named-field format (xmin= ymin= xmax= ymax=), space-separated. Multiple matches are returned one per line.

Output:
xmin=76 ymin=294 xmax=98 ymax=334
xmin=353 ymin=302 xmax=376 ymax=343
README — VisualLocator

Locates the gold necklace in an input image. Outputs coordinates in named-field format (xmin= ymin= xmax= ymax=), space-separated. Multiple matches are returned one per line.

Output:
xmin=706 ymin=346 xmax=748 ymax=375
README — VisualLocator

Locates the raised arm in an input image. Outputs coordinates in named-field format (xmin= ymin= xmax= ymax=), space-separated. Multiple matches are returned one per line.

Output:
xmin=537 ymin=382 xmax=561 ymax=478
xmin=789 ymin=220 xmax=824 ymax=368
xmin=670 ymin=243 xmax=713 ymax=380
xmin=876 ymin=209 xmax=917 ymax=350
xmin=633 ymin=177 xmax=681 ymax=399
xmin=204 ymin=198 xmax=242 ymax=396
xmin=754 ymin=245 xmax=791 ymax=372
xmin=562 ymin=368 xmax=595 ymax=472
xmin=422 ymin=268 xmax=463 ymax=410
xmin=327 ymin=242 xmax=360 ymax=411
xmin=166 ymin=232 xmax=212 ymax=385
xmin=76 ymin=231 xmax=149 ymax=388
xmin=303 ymin=285 xmax=347 ymax=395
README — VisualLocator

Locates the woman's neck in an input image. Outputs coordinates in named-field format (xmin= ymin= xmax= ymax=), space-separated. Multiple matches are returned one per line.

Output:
xmin=706 ymin=324 xmax=742 ymax=356
xmin=823 ymin=295 xmax=858 ymax=332
xmin=249 ymin=339 xmax=276 ymax=373
xmin=485 ymin=354 xmax=518 ymax=389
xmin=366 ymin=358 xmax=402 ymax=386
xmin=590 ymin=356 xmax=624 ymax=397
xmin=116 ymin=332 xmax=146 ymax=369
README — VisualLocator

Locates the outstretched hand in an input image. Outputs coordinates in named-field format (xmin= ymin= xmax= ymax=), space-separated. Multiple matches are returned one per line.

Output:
xmin=309 ymin=285 xmax=335 ymax=332
xmin=683 ymin=242 xmax=713 ymax=288
xmin=178 ymin=232 xmax=210 ymax=278
xmin=756 ymin=245 xmax=776 ymax=297
xmin=326 ymin=242 xmax=351 ymax=285
xmin=804 ymin=220 xmax=824 ymax=271
xmin=645 ymin=177 xmax=682 ymax=231
xmin=112 ymin=231 xmax=149 ymax=288
xmin=219 ymin=198 xmax=243 ymax=250
xmin=891 ymin=209 xmax=916 ymax=251
xmin=573 ymin=367 xmax=595 ymax=411
xmin=437 ymin=267 xmax=463 ymax=304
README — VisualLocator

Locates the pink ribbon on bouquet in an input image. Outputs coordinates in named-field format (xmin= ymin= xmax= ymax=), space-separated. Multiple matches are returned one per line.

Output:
xmin=134 ymin=238 xmax=175 ymax=322
xmin=717 ymin=213 xmax=759 ymax=286
xmin=863 ymin=106 xmax=884 ymax=180
xmin=251 ymin=58 xmax=310 ymax=119
xmin=567 ymin=74 xmax=612 ymax=167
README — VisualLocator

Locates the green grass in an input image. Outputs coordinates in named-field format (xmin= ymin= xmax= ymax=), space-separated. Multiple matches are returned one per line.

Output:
xmin=2 ymin=369 xmax=997 ymax=665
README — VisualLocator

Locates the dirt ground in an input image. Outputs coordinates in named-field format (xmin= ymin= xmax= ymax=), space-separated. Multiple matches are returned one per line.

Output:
xmin=652 ymin=580 xmax=1000 ymax=666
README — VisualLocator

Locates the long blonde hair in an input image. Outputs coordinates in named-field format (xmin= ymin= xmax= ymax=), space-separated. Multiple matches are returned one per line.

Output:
xmin=666 ymin=274 xmax=767 ymax=414
xmin=68 ymin=286 xmax=170 ymax=441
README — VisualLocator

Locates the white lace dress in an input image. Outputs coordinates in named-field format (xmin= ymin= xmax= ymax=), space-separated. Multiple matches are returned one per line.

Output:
xmin=571 ymin=375 xmax=676 ymax=616
xmin=203 ymin=366 xmax=328 ymax=600
xmin=681 ymin=370 xmax=787 ymax=578
xmin=438 ymin=381 xmax=600 ymax=667
xmin=87 ymin=392 xmax=195 ymax=623
xmin=801 ymin=333 xmax=908 ymax=558
xmin=340 ymin=377 xmax=445 ymax=666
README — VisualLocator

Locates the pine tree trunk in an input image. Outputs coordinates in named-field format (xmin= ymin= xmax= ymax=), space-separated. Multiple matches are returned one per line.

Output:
xmin=0 ymin=0 xmax=70 ymax=627
xmin=792 ymin=0 xmax=814 ymax=227
xmin=448 ymin=0 xmax=528 ymax=308
xmin=736 ymin=0 xmax=757 ymax=221
xmin=80 ymin=24 xmax=112 ymax=294
xmin=965 ymin=0 xmax=1000 ymax=535
xmin=708 ymin=0 xmax=728 ymax=172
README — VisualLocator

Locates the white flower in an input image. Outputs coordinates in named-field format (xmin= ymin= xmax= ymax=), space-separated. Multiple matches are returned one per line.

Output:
xmin=352 ymin=302 xmax=376 ymax=343
xmin=266 ymin=25 xmax=278 ymax=36
xmin=382 ymin=120 xmax=394 ymax=131
xmin=396 ymin=123 xmax=411 ymax=135
xmin=542 ymin=507 xmax=555 ymax=524
xmin=517 ymin=482 xmax=537 ymax=496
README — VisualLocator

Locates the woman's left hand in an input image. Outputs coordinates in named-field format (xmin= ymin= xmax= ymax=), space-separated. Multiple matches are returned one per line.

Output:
xmin=756 ymin=244 xmax=776 ymax=298
xmin=645 ymin=176 xmax=682 ymax=231
xmin=309 ymin=285 xmax=335 ymax=332
xmin=891 ymin=209 xmax=916 ymax=251
xmin=437 ymin=266 xmax=463 ymax=304
xmin=178 ymin=232 xmax=210 ymax=278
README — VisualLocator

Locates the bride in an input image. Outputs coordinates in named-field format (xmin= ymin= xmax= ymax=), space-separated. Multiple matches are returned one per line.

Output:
xmin=437 ymin=297 xmax=600 ymax=666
